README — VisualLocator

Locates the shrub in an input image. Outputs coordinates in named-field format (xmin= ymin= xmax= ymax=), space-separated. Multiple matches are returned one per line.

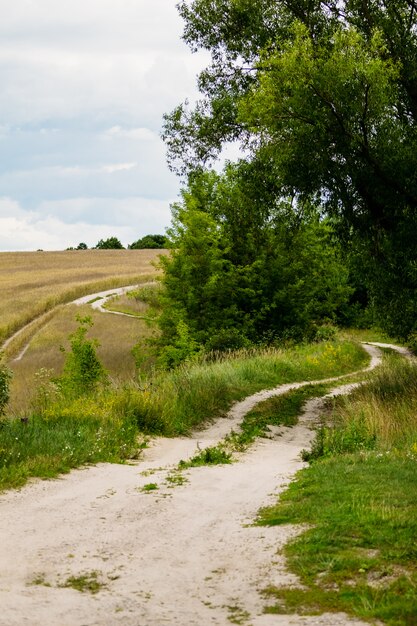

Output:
xmin=55 ymin=316 xmax=108 ymax=398
xmin=0 ymin=355 xmax=12 ymax=415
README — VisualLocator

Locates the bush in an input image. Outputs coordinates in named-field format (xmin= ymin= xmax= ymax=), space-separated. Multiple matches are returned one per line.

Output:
xmin=0 ymin=355 xmax=12 ymax=415
xmin=55 ymin=316 xmax=108 ymax=398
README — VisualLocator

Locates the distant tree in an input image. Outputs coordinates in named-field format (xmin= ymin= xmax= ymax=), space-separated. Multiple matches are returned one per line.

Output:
xmin=77 ymin=242 xmax=88 ymax=250
xmin=129 ymin=234 xmax=168 ymax=249
xmin=94 ymin=237 xmax=124 ymax=250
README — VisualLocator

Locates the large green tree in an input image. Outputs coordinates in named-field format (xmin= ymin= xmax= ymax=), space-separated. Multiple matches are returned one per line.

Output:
xmin=163 ymin=0 xmax=417 ymax=339
xmin=157 ymin=166 xmax=350 ymax=366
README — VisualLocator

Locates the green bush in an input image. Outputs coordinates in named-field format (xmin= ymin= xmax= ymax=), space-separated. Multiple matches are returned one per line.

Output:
xmin=0 ymin=355 xmax=12 ymax=416
xmin=55 ymin=316 xmax=108 ymax=398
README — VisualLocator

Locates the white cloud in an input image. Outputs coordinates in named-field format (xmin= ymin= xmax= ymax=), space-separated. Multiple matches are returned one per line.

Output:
xmin=101 ymin=162 xmax=137 ymax=174
xmin=104 ymin=126 xmax=157 ymax=141
xmin=0 ymin=0 xmax=210 ymax=250
xmin=0 ymin=196 xmax=172 ymax=251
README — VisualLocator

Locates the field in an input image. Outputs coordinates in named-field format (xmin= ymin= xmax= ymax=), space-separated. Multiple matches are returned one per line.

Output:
xmin=0 ymin=250 xmax=164 ymax=413
xmin=0 ymin=249 xmax=165 ymax=345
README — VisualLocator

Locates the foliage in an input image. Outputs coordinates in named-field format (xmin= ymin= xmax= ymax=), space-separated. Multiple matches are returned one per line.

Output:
xmin=0 ymin=355 xmax=12 ymax=416
xmin=129 ymin=234 xmax=168 ymax=249
xmin=0 ymin=411 xmax=142 ymax=491
xmin=55 ymin=316 xmax=108 ymax=397
xmin=179 ymin=445 xmax=232 ymax=467
xmin=157 ymin=166 xmax=351 ymax=362
xmin=164 ymin=0 xmax=417 ymax=341
xmin=94 ymin=237 xmax=124 ymax=249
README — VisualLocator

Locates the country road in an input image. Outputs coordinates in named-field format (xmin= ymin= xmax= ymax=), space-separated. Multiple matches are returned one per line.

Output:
xmin=0 ymin=342 xmax=405 ymax=626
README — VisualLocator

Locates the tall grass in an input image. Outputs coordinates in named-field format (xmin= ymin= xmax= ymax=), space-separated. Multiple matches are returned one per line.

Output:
xmin=8 ymin=304 xmax=155 ymax=414
xmin=308 ymin=353 xmax=417 ymax=458
xmin=260 ymin=352 xmax=417 ymax=625
xmin=38 ymin=340 xmax=368 ymax=436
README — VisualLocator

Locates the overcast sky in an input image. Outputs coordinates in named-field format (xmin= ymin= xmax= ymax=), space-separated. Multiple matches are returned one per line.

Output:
xmin=0 ymin=0 xmax=207 ymax=250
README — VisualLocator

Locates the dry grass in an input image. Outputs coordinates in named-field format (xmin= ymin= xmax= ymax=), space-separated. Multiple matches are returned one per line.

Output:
xmin=8 ymin=304 xmax=157 ymax=415
xmin=0 ymin=249 xmax=165 ymax=345
xmin=0 ymin=249 xmax=164 ymax=414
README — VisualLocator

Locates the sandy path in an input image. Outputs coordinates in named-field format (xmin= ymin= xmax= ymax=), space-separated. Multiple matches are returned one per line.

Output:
xmin=0 ymin=343 xmax=395 ymax=625
xmin=3 ymin=284 xmax=143 ymax=362
xmin=72 ymin=285 xmax=140 ymax=317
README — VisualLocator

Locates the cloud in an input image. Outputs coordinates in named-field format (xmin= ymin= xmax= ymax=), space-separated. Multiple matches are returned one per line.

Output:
xmin=0 ymin=196 xmax=172 ymax=251
xmin=0 ymin=0 xmax=209 ymax=250
xmin=103 ymin=126 xmax=157 ymax=141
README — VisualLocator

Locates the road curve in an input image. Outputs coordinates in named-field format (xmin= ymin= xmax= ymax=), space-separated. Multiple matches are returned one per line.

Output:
xmin=0 ymin=342 xmax=407 ymax=626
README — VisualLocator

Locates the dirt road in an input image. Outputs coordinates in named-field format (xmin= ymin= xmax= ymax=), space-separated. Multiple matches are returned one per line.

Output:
xmin=0 ymin=343 xmax=396 ymax=625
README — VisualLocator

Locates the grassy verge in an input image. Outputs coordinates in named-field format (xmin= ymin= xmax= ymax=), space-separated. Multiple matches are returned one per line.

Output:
xmin=127 ymin=340 xmax=368 ymax=436
xmin=0 ymin=412 xmax=144 ymax=491
xmin=0 ymin=339 xmax=368 ymax=492
xmin=226 ymin=383 xmax=332 ymax=452
xmin=258 ymin=353 xmax=417 ymax=625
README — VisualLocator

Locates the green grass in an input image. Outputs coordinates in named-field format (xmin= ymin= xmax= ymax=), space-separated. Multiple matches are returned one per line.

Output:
xmin=0 ymin=339 xmax=368 ymax=492
xmin=226 ymin=383 xmax=331 ymax=451
xmin=141 ymin=482 xmax=159 ymax=492
xmin=179 ymin=445 xmax=233 ymax=468
xmin=135 ymin=340 xmax=368 ymax=436
xmin=259 ymin=454 xmax=417 ymax=625
xmin=0 ymin=411 xmax=144 ymax=491
xmin=258 ymin=353 xmax=417 ymax=625
xmin=61 ymin=571 xmax=105 ymax=594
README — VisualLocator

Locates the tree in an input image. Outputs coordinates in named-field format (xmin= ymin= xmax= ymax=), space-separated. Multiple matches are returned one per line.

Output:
xmin=129 ymin=234 xmax=168 ymax=249
xmin=157 ymin=167 xmax=350 ymax=364
xmin=163 ymin=0 xmax=417 ymax=340
xmin=76 ymin=242 xmax=88 ymax=250
xmin=94 ymin=237 xmax=124 ymax=250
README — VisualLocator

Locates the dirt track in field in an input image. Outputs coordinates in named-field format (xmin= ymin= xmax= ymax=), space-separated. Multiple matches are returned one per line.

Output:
xmin=0 ymin=340 xmax=406 ymax=625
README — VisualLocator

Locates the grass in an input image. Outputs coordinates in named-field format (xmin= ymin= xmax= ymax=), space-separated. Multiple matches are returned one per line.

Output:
xmin=178 ymin=445 xmax=233 ymax=468
xmin=0 ymin=339 xmax=368 ymax=492
xmin=141 ymin=482 xmax=159 ymax=492
xmin=61 ymin=571 xmax=105 ymax=594
xmin=0 ymin=249 xmax=164 ymax=349
xmin=226 ymin=383 xmax=332 ymax=452
xmin=7 ymin=304 xmax=157 ymax=414
xmin=258 ymin=352 xmax=417 ymax=625
xmin=131 ymin=340 xmax=368 ymax=436
xmin=0 ymin=410 xmax=145 ymax=491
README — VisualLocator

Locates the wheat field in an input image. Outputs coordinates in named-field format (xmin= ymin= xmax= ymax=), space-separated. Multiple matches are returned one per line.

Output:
xmin=0 ymin=249 xmax=164 ymax=344
xmin=0 ymin=249 xmax=165 ymax=413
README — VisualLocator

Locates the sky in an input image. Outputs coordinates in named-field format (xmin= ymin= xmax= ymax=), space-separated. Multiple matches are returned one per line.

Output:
xmin=0 ymin=0 xmax=208 ymax=250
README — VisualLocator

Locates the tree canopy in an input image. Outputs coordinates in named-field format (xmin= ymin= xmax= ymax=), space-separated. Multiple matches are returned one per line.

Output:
xmin=94 ymin=237 xmax=124 ymax=250
xmin=163 ymin=0 xmax=417 ymax=340
xmin=129 ymin=234 xmax=168 ymax=249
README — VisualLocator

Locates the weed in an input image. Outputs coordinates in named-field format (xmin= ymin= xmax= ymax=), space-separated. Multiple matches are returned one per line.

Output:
xmin=179 ymin=445 xmax=233 ymax=468
xmin=56 ymin=315 xmax=108 ymax=397
xmin=29 ymin=573 xmax=51 ymax=587
xmin=227 ymin=604 xmax=251 ymax=624
xmin=61 ymin=571 xmax=105 ymax=594
xmin=165 ymin=471 xmax=188 ymax=487
xmin=141 ymin=483 xmax=159 ymax=492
